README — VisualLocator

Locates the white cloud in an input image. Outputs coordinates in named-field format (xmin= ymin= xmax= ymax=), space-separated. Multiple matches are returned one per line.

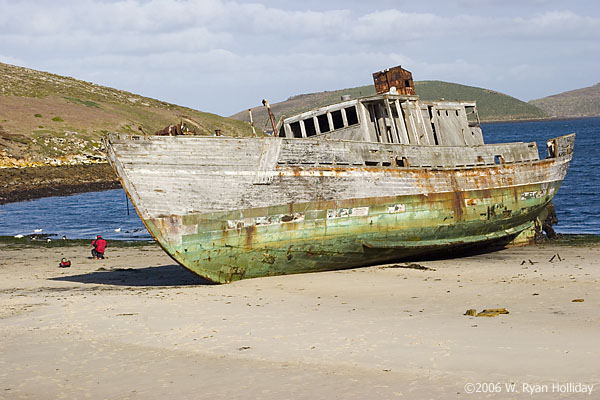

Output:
xmin=352 ymin=11 xmax=450 ymax=41
xmin=0 ymin=0 xmax=599 ymax=114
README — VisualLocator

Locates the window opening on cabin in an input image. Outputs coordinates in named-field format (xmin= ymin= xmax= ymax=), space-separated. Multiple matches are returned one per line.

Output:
xmin=317 ymin=114 xmax=330 ymax=133
xmin=465 ymin=106 xmax=480 ymax=128
xmin=379 ymin=104 xmax=393 ymax=143
xmin=428 ymin=106 xmax=440 ymax=145
xmin=368 ymin=104 xmax=382 ymax=142
xmin=494 ymin=155 xmax=504 ymax=165
xmin=345 ymin=106 xmax=359 ymax=125
xmin=290 ymin=121 xmax=302 ymax=138
xmin=331 ymin=110 xmax=344 ymax=130
xmin=395 ymin=157 xmax=409 ymax=167
xmin=304 ymin=118 xmax=317 ymax=136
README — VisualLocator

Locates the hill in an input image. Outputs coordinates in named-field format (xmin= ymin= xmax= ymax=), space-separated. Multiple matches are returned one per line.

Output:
xmin=414 ymin=81 xmax=547 ymax=121
xmin=529 ymin=83 xmax=600 ymax=118
xmin=230 ymin=81 xmax=547 ymax=128
xmin=0 ymin=62 xmax=254 ymax=167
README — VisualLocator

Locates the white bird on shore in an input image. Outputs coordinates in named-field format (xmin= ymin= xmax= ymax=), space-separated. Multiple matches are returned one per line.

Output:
xmin=34 ymin=229 xmax=43 ymax=233
xmin=114 ymin=228 xmax=122 ymax=232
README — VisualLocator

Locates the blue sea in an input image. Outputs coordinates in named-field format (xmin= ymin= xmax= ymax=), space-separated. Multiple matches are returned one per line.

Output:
xmin=0 ymin=117 xmax=598 ymax=240
xmin=0 ymin=189 xmax=152 ymax=241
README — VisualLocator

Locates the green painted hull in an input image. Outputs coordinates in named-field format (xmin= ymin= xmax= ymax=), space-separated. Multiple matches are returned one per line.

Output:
xmin=143 ymin=182 xmax=559 ymax=283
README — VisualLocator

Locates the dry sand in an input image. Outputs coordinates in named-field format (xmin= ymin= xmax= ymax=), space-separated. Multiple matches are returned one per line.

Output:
xmin=0 ymin=242 xmax=598 ymax=399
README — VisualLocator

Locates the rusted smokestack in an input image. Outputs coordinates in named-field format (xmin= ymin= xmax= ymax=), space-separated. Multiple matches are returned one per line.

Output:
xmin=372 ymin=65 xmax=415 ymax=95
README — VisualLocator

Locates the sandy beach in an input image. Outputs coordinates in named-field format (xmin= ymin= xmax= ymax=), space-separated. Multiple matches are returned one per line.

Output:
xmin=1 ymin=241 xmax=598 ymax=399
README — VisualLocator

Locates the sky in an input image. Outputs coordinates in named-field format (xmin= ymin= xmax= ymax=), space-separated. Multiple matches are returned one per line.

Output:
xmin=1 ymin=0 xmax=599 ymax=116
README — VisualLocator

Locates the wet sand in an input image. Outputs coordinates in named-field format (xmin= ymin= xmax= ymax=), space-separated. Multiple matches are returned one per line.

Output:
xmin=1 ymin=242 xmax=598 ymax=399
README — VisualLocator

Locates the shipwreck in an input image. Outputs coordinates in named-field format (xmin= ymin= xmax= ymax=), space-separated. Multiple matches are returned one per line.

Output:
xmin=104 ymin=66 xmax=575 ymax=283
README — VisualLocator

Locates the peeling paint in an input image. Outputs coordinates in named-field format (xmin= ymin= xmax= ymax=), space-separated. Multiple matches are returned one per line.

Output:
xmin=327 ymin=207 xmax=369 ymax=219
xmin=387 ymin=204 xmax=406 ymax=213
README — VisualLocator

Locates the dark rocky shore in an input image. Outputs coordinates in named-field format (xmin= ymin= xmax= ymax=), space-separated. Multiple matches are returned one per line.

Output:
xmin=0 ymin=163 xmax=121 ymax=204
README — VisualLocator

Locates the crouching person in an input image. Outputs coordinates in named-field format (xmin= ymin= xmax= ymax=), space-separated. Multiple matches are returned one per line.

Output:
xmin=92 ymin=235 xmax=107 ymax=259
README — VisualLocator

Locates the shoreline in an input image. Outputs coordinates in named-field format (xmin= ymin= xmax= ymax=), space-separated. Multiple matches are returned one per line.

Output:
xmin=480 ymin=115 xmax=600 ymax=125
xmin=1 ymin=241 xmax=598 ymax=398
xmin=2 ymin=232 xmax=599 ymax=246
xmin=0 ymin=163 xmax=120 ymax=204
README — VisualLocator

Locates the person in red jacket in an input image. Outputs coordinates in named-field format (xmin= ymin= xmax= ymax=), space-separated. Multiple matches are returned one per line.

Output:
xmin=92 ymin=235 xmax=107 ymax=259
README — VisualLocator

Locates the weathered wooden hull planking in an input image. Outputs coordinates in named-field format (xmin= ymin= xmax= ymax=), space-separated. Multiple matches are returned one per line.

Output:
xmin=105 ymin=133 xmax=574 ymax=283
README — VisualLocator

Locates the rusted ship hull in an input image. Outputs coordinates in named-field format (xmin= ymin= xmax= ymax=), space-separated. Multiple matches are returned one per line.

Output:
xmin=105 ymin=133 xmax=574 ymax=283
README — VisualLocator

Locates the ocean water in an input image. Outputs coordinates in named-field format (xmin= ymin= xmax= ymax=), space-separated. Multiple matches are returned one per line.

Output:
xmin=0 ymin=189 xmax=151 ymax=240
xmin=0 ymin=117 xmax=598 ymax=239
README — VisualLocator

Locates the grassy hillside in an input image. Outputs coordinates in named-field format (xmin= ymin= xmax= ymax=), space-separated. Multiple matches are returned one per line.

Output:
xmin=415 ymin=81 xmax=547 ymax=121
xmin=0 ymin=62 xmax=254 ymax=167
xmin=230 ymin=81 xmax=547 ymax=128
xmin=529 ymin=83 xmax=600 ymax=118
